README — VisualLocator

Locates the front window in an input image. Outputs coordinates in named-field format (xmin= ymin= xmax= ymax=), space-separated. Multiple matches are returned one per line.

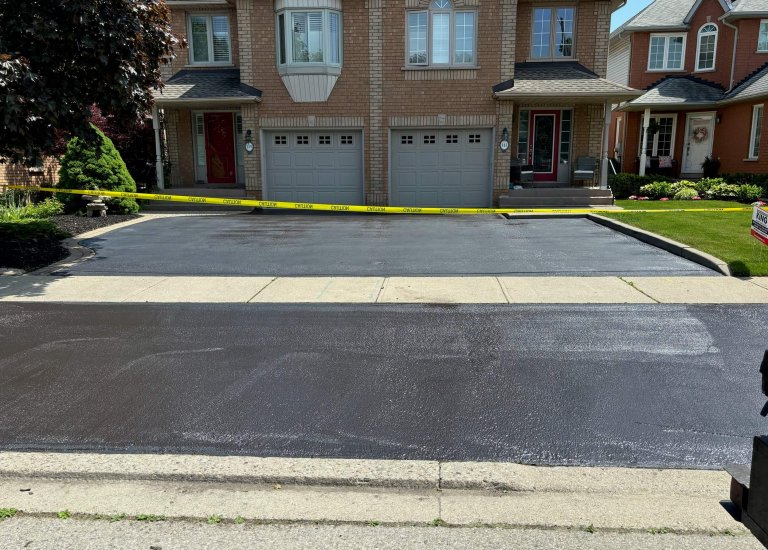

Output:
xmin=406 ymin=0 xmax=476 ymax=66
xmin=759 ymin=20 xmax=768 ymax=52
xmin=531 ymin=7 xmax=575 ymax=59
xmin=750 ymin=105 xmax=763 ymax=160
xmin=648 ymin=34 xmax=685 ymax=71
xmin=277 ymin=10 xmax=342 ymax=66
xmin=696 ymin=24 xmax=717 ymax=71
xmin=640 ymin=115 xmax=676 ymax=157
xmin=189 ymin=14 xmax=232 ymax=64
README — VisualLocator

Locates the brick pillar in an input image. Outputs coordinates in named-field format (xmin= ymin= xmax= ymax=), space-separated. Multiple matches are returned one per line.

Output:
xmin=500 ymin=0 xmax=517 ymax=82
xmin=241 ymin=103 xmax=261 ymax=198
xmin=164 ymin=109 xmax=181 ymax=188
xmin=366 ymin=0 xmax=385 ymax=205
xmin=493 ymin=101 xmax=514 ymax=204
xmin=236 ymin=0 xmax=255 ymax=87
xmin=593 ymin=1 xmax=611 ymax=78
xmin=587 ymin=104 xmax=605 ymax=160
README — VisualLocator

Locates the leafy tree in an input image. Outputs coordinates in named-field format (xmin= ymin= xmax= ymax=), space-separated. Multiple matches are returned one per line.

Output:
xmin=57 ymin=127 xmax=139 ymax=214
xmin=0 ymin=0 xmax=178 ymax=164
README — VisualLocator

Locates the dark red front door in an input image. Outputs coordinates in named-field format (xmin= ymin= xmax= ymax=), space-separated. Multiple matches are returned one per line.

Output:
xmin=528 ymin=110 xmax=560 ymax=181
xmin=204 ymin=113 xmax=236 ymax=184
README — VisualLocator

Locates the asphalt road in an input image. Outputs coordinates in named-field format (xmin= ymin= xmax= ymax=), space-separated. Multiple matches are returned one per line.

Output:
xmin=0 ymin=303 xmax=763 ymax=468
xmin=66 ymin=215 xmax=712 ymax=276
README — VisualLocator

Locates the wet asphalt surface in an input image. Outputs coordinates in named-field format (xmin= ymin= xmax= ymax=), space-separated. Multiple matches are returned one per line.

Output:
xmin=0 ymin=302 xmax=764 ymax=468
xmin=65 ymin=215 xmax=712 ymax=276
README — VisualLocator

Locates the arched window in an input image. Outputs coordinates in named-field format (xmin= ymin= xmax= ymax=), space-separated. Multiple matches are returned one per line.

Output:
xmin=406 ymin=0 xmax=476 ymax=66
xmin=696 ymin=23 xmax=718 ymax=71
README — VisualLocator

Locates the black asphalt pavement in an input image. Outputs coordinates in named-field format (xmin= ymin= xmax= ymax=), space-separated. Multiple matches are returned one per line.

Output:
xmin=0 ymin=302 xmax=763 ymax=468
xmin=66 ymin=215 xmax=712 ymax=276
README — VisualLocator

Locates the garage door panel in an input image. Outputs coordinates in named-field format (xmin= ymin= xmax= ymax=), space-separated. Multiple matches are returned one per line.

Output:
xmin=265 ymin=131 xmax=363 ymax=205
xmin=391 ymin=129 xmax=491 ymax=207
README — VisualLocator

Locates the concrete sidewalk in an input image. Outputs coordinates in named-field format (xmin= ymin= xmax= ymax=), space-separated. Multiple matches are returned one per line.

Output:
xmin=1 ymin=274 xmax=768 ymax=303
xmin=0 ymin=452 xmax=752 ymax=542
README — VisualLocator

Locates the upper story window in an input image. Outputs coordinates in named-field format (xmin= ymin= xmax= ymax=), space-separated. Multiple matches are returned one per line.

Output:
xmin=406 ymin=0 xmax=476 ymax=66
xmin=276 ymin=10 xmax=342 ymax=66
xmin=750 ymin=104 xmax=763 ymax=160
xmin=759 ymin=20 xmax=768 ymax=52
xmin=189 ymin=14 xmax=231 ymax=65
xmin=648 ymin=34 xmax=685 ymax=71
xmin=696 ymin=23 xmax=717 ymax=72
xmin=531 ymin=7 xmax=575 ymax=59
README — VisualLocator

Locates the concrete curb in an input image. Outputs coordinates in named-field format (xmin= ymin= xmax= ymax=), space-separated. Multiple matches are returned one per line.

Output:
xmin=0 ymin=452 xmax=729 ymax=495
xmin=587 ymin=214 xmax=731 ymax=276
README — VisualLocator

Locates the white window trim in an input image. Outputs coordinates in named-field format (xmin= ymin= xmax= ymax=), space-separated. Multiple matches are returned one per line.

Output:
xmin=749 ymin=104 xmax=764 ymax=160
xmin=638 ymin=113 xmax=678 ymax=157
xmin=530 ymin=6 xmax=577 ymax=60
xmin=759 ymin=19 xmax=768 ymax=52
xmin=276 ymin=9 xmax=343 ymax=68
xmin=187 ymin=13 xmax=232 ymax=66
xmin=695 ymin=23 xmax=718 ymax=72
xmin=404 ymin=5 xmax=478 ymax=67
xmin=647 ymin=33 xmax=686 ymax=72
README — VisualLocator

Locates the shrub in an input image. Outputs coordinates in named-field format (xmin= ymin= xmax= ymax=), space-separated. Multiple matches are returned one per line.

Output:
xmin=639 ymin=181 xmax=674 ymax=199
xmin=57 ymin=126 xmax=139 ymax=214
xmin=707 ymin=183 xmax=741 ymax=200
xmin=701 ymin=156 xmax=721 ymax=178
xmin=1 ymin=197 xmax=63 ymax=222
xmin=670 ymin=180 xmax=697 ymax=195
xmin=736 ymin=184 xmax=762 ymax=203
xmin=609 ymin=173 xmax=675 ymax=199
xmin=673 ymin=188 xmax=699 ymax=200
xmin=695 ymin=177 xmax=723 ymax=196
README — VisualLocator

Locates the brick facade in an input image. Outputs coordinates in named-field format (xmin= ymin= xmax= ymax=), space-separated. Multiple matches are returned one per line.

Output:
xmin=160 ymin=0 xmax=617 ymax=205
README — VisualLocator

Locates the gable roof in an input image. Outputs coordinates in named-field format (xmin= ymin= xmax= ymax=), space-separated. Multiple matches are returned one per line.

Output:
xmin=722 ymin=63 xmax=768 ymax=103
xmin=619 ymin=75 xmax=724 ymax=109
xmin=493 ymin=62 xmax=641 ymax=102
xmin=724 ymin=0 xmax=768 ymax=18
xmin=156 ymin=69 xmax=262 ymax=105
xmin=614 ymin=0 xmax=730 ymax=35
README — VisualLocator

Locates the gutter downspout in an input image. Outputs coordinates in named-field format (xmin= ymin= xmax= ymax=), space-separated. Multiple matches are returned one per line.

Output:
xmin=721 ymin=16 xmax=738 ymax=92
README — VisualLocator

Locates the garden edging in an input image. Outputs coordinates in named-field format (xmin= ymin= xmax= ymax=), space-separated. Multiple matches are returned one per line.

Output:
xmin=588 ymin=214 xmax=731 ymax=276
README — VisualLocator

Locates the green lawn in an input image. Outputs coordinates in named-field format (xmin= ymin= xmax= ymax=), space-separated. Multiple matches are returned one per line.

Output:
xmin=605 ymin=200 xmax=767 ymax=277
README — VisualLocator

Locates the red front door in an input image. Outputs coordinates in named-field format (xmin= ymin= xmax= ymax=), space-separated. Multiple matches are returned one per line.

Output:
xmin=528 ymin=110 xmax=560 ymax=181
xmin=204 ymin=113 xmax=236 ymax=184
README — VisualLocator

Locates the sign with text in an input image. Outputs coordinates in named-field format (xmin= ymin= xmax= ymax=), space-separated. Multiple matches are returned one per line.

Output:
xmin=753 ymin=206 xmax=768 ymax=245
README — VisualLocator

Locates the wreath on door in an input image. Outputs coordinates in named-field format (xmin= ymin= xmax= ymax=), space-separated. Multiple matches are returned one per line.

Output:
xmin=692 ymin=126 xmax=708 ymax=143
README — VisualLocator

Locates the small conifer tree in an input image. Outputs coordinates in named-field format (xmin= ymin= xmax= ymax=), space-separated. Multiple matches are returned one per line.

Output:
xmin=57 ymin=127 xmax=139 ymax=214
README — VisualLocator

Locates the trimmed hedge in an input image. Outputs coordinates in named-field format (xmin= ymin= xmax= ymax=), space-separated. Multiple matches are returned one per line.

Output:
xmin=57 ymin=126 xmax=139 ymax=214
xmin=608 ymin=173 xmax=675 ymax=199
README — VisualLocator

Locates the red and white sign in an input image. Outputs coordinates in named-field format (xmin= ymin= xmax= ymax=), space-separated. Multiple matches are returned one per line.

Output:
xmin=753 ymin=206 xmax=768 ymax=245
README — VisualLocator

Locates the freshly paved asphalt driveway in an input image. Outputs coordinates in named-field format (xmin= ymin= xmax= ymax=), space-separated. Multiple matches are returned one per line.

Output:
xmin=0 ymin=302 xmax=763 ymax=468
xmin=64 ymin=214 xmax=712 ymax=276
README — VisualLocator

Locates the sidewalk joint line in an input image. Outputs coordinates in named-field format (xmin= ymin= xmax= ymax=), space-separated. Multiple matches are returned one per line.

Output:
xmin=375 ymin=277 xmax=389 ymax=303
xmin=495 ymin=276 xmax=512 ymax=304
xmin=618 ymin=276 xmax=660 ymax=304
xmin=246 ymin=277 xmax=278 ymax=303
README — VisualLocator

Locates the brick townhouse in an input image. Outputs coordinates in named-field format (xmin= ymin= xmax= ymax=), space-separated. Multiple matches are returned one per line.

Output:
xmin=608 ymin=0 xmax=768 ymax=178
xmin=150 ymin=0 xmax=639 ymax=207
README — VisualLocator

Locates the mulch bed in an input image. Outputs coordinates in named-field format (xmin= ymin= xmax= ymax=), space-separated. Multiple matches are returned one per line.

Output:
xmin=1 ymin=214 xmax=139 ymax=272
xmin=49 ymin=214 xmax=140 ymax=237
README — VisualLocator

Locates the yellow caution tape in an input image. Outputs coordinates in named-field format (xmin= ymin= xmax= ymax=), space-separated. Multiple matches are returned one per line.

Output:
xmin=9 ymin=186 xmax=758 ymax=215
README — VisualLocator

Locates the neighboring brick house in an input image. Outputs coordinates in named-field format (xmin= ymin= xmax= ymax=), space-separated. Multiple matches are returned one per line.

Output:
xmin=155 ymin=0 xmax=638 ymax=207
xmin=608 ymin=0 xmax=768 ymax=178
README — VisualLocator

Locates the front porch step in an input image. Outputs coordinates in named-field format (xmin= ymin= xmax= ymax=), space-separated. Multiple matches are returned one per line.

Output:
xmin=499 ymin=188 xmax=614 ymax=208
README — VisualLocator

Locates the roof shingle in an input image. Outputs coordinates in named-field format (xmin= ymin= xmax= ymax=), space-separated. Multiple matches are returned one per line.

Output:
xmin=157 ymin=69 xmax=261 ymax=104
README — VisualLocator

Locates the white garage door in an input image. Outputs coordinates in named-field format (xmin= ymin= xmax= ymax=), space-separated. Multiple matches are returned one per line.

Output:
xmin=264 ymin=130 xmax=363 ymax=204
xmin=390 ymin=129 xmax=492 ymax=207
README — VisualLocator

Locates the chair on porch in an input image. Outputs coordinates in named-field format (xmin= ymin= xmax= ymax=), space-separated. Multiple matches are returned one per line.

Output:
xmin=572 ymin=156 xmax=597 ymax=187
xmin=510 ymin=157 xmax=534 ymax=188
